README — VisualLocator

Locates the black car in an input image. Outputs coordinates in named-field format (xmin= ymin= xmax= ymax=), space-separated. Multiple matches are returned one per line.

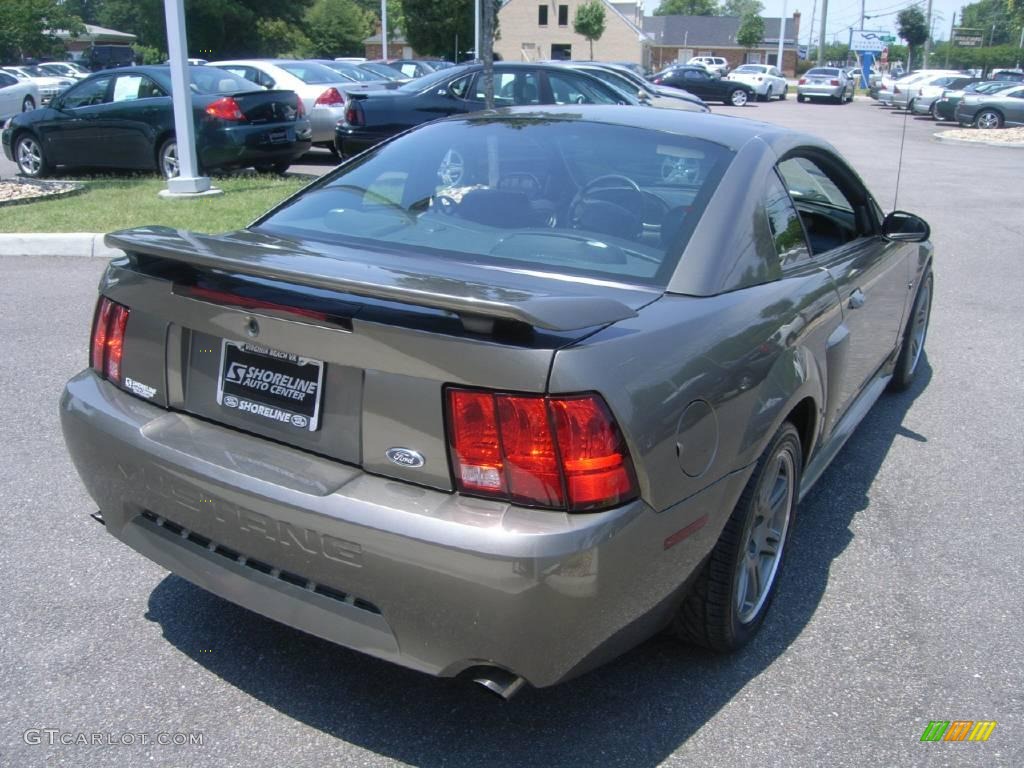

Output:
xmin=651 ymin=65 xmax=755 ymax=107
xmin=1 ymin=65 xmax=312 ymax=178
xmin=335 ymin=63 xmax=635 ymax=157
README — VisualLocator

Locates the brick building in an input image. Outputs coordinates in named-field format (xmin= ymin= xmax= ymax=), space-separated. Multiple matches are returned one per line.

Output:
xmin=644 ymin=13 xmax=802 ymax=75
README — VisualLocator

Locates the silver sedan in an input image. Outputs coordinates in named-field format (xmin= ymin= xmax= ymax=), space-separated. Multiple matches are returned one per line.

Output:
xmin=797 ymin=67 xmax=855 ymax=103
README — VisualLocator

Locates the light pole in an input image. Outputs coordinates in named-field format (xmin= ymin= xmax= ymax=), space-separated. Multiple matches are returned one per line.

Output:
xmin=475 ymin=0 xmax=480 ymax=60
xmin=776 ymin=0 xmax=787 ymax=73
xmin=160 ymin=0 xmax=217 ymax=198
xmin=381 ymin=0 xmax=388 ymax=61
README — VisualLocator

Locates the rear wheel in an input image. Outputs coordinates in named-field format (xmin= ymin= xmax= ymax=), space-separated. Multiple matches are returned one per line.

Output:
xmin=157 ymin=137 xmax=179 ymax=178
xmin=14 ymin=133 xmax=49 ymax=178
xmin=779 ymin=85 xmax=787 ymax=100
xmin=254 ymin=161 xmax=290 ymax=174
xmin=729 ymin=88 xmax=748 ymax=107
xmin=21 ymin=95 xmax=35 ymax=112
xmin=928 ymin=102 xmax=938 ymax=119
xmin=763 ymin=86 xmax=773 ymax=102
xmin=975 ymin=109 xmax=1003 ymax=129
xmin=797 ymin=94 xmax=805 ymax=103
xmin=889 ymin=268 xmax=933 ymax=392
xmin=672 ymin=422 xmax=801 ymax=651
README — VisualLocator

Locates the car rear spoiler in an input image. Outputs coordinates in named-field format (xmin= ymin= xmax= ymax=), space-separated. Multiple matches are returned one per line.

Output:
xmin=105 ymin=228 xmax=640 ymax=332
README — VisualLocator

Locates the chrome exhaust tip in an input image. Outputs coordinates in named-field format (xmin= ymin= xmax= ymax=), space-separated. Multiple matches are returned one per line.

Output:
xmin=470 ymin=667 xmax=526 ymax=700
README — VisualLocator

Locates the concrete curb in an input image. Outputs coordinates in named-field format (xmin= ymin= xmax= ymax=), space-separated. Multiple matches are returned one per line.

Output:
xmin=0 ymin=233 xmax=124 ymax=258
xmin=932 ymin=132 xmax=1024 ymax=149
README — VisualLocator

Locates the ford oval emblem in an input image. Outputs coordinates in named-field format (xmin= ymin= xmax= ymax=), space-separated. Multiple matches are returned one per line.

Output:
xmin=386 ymin=447 xmax=425 ymax=468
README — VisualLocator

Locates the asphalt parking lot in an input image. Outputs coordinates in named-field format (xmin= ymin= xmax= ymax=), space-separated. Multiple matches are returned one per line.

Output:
xmin=1 ymin=97 xmax=1022 ymax=768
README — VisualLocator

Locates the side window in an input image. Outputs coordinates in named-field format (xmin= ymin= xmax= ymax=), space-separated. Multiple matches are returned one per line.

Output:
xmin=61 ymin=76 xmax=112 ymax=108
xmin=449 ymin=74 xmax=473 ymax=99
xmin=478 ymin=72 xmax=540 ymax=105
xmin=112 ymin=74 xmax=164 ymax=102
xmin=777 ymin=156 xmax=862 ymax=256
xmin=763 ymin=171 xmax=810 ymax=266
xmin=1008 ymin=88 xmax=1024 ymax=99
xmin=546 ymin=72 xmax=612 ymax=104
xmin=684 ymin=70 xmax=707 ymax=81
xmin=0 ymin=72 xmax=15 ymax=87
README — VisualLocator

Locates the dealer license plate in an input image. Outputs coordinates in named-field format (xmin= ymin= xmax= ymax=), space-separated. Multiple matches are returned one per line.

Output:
xmin=216 ymin=340 xmax=324 ymax=431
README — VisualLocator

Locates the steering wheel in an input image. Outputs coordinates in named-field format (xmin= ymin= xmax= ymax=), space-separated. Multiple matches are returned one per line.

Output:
xmin=569 ymin=174 xmax=645 ymax=239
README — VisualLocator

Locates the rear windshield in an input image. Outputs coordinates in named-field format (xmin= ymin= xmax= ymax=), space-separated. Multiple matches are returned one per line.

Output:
xmin=734 ymin=65 xmax=766 ymax=74
xmin=277 ymin=61 xmax=345 ymax=84
xmin=360 ymin=62 xmax=404 ymax=80
xmin=397 ymin=66 xmax=470 ymax=93
xmin=255 ymin=118 xmax=733 ymax=287
xmin=189 ymin=67 xmax=260 ymax=94
xmin=324 ymin=62 xmax=376 ymax=82
xmin=806 ymin=68 xmax=840 ymax=76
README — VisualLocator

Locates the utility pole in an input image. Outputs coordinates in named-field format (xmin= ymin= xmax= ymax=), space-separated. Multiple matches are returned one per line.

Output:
xmin=380 ymin=0 xmax=388 ymax=61
xmin=482 ymin=0 xmax=495 ymax=108
xmin=923 ymin=0 xmax=933 ymax=67
xmin=776 ymin=0 xmax=787 ymax=72
xmin=817 ymin=0 xmax=829 ymax=65
xmin=945 ymin=11 xmax=954 ymax=68
xmin=474 ymin=0 xmax=480 ymax=60
xmin=807 ymin=0 xmax=817 ymax=63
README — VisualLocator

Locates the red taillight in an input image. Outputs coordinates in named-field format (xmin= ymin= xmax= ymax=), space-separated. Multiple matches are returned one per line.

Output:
xmin=205 ymin=96 xmax=244 ymax=121
xmin=344 ymin=101 xmax=364 ymax=126
xmin=296 ymin=99 xmax=305 ymax=117
xmin=446 ymin=388 xmax=638 ymax=512
xmin=90 ymin=297 xmax=130 ymax=383
xmin=798 ymin=77 xmax=807 ymax=85
xmin=315 ymin=87 xmax=345 ymax=107
xmin=830 ymin=79 xmax=840 ymax=86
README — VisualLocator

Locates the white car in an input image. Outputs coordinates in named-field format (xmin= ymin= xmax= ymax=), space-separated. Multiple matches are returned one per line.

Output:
xmin=726 ymin=64 xmax=787 ymax=100
xmin=1 ymin=65 xmax=74 ymax=106
xmin=38 ymin=61 xmax=91 ymax=80
xmin=0 ymin=69 xmax=40 ymax=118
xmin=880 ymin=69 xmax=961 ymax=108
xmin=687 ymin=57 xmax=729 ymax=77
xmin=209 ymin=59 xmax=354 ymax=150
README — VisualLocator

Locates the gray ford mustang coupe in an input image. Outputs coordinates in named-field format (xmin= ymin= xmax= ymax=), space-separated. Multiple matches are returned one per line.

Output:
xmin=60 ymin=106 xmax=933 ymax=698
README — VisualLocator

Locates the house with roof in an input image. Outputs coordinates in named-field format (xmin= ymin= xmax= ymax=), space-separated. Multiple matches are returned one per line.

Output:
xmin=495 ymin=0 xmax=648 ymax=64
xmin=54 ymin=23 xmax=137 ymax=60
xmin=644 ymin=13 xmax=802 ymax=75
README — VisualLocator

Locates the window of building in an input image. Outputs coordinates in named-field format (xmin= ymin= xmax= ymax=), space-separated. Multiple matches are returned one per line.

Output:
xmin=538 ymin=5 xmax=548 ymax=25
xmin=551 ymin=43 xmax=572 ymax=60
xmin=558 ymin=5 xmax=568 ymax=25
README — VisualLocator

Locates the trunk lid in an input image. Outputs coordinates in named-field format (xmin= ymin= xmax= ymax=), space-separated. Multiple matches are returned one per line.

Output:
xmin=215 ymin=89 xmax=303 ymax=124
xmin=103 ymin=227 xmax=657 ymax=491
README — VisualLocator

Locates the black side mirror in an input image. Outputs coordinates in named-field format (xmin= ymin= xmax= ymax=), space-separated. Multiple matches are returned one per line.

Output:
xmin=881 ymin=211 xmax=930 ymax=242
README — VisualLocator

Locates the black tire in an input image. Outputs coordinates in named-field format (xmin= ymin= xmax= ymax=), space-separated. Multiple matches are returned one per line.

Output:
xmin=254 ymin=161 xmax=291 ymax=174
xmin=14 ymin=132 xmax=49 ymax=178
xmin=21 ymin=95 xmax=35 ymax=112
xmin=796 ymin=94 xmax=805 ymax=103
xmin=974 ymin=109 xmax=1003 ymax=129
xmin=157 ymin=137 xmax=179 ymax=179
xmin=728 ymin=88 xmax=748 ymax=107
xmin=673 ymin=422 xmax=802 ymax=652
xmin=780 ymin=85 xmax=787 ymax=100
xmin=889 ymin=268 xmax=933 ymax=392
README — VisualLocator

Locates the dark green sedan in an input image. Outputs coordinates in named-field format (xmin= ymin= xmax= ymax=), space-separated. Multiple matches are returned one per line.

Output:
xmin=1 ymin=65 xmax=312 ymax=178
xmin=933 ymin=80 xmax=1018 ymax=121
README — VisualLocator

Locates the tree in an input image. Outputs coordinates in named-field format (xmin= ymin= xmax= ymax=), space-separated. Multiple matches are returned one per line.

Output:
xmin=653 ymin=0 xmax=719 ymax=16
xmin=304 ymin=0 xmax=371 ymax=58
xmin=960 ymin=0 xmax=1015 ymax=46
xmin=574 ymin=0 xmax=606 ymax=59
xmin=896 ymin=7 xmax=929 ymax=70
xmin=0 ymin=0 xmax=84 ymax=61
xmin=400 ymin=0 xmax=500 ymax=59
xmin=736 ymin=12 xmax=764 ymax=50
xmin=255 ymin=18 xmax=313 ymax=58
xmin=61 ymin=0 xmax=105 ymax=24
xmin=720 ymin=0 xmax=763 ymax=17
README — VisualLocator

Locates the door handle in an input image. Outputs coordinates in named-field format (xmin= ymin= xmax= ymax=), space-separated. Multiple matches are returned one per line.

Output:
xmin=848 ymin=288 xmax=866 ymax=309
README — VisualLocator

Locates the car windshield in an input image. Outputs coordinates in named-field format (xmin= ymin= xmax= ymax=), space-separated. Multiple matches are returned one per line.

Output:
xmin=734 ymin=66 xmax=766 ymax=74
xmin=277 ymin=61 xmax=345 ymax=84
xmin=806 ymin=68 xmax=840 ymax=77
xmin=360 ymin=62 xmax=404 ymax=80
xmin=324 ymin=62 xmax=376 ymax=82
xmin=188 ymin=67 xmax=261 ymax=94
xmin=397 ymin=66 xmax=470 ymax=93
xmin=19 ymin=65 xmax=51 ymax=77
xmin=255 ymin=117 xmax=734 ymax=287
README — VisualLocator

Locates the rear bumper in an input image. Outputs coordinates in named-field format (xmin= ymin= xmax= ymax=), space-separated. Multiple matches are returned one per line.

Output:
xmin=911 ymin=95 xmax=939 ymax=114
xmin=198 ymin=121 xmax=312 ymax=170
xmin=334 ymin=126 xmax=396 ymax=157
xmin=60 ymin=371 xmax=739 ymax=688
xmin=798 ymin=85 xmax=843 ymax=99
xmin=308 ymin=105 xmax=346 ymax=144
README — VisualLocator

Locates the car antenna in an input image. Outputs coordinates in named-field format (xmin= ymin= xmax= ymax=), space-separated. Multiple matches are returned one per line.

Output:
xmin=893 ymin=96 xmax=911 ymax=210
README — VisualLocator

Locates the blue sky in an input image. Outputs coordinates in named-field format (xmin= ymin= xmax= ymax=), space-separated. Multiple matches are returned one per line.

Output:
xmin=641 ymin=1 xmax=965 ymax=46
